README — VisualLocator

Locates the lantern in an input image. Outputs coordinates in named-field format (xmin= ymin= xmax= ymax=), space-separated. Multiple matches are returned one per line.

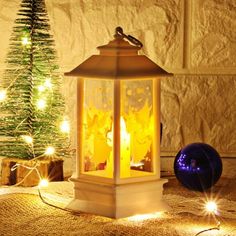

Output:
xmin=65 ymin=27 xmax=172 ymax=218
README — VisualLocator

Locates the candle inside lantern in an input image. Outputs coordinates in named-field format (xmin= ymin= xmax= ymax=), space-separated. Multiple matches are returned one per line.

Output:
xmin=120 ymin=117 xmax=131 ymax=178
xmin=106 ymin=117 xmax=131 ymax=177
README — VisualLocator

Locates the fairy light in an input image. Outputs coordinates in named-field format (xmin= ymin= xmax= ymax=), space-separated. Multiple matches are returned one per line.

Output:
xmin=205 ymin=201 xmax=218 ymax=214
xmin=21 ymin=135 xmax=33 ymax=144
xmin=60 ymin=119 xmax=70 ymax=133
xmin=38 ymin=85 xmax=46 ymax=92
xmin=45 ymin=146 xmax=55 ymax=155
xmin=0 ymin=90 xmax=7 ymax=102
xmin=45 ymin=78 xmax=52 ymax=89
xmin=194 ymin=200 xmax=221 ymax=236
xmin=36 ymin=99 xmax=46 ymax=110
xmin=38 ymin=178 xmax=49 ymax=188
xmin=21 ymin=36 xmax=30 ymax=46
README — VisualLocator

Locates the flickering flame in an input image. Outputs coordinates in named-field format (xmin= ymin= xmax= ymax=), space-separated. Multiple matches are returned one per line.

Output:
xmin=106 ymin=117 xmax=131 ymax=177
xmin=106 ymin=117 xmax=130 ymax=146
xmin=120 ymin=117 xmax=131 ymax=177
xmin=45 ymin=146 xmax=55 ymax=155
xmin=0 ymin=90 xmax=7 ymax=102
xmin=120 ymin=117 xmax=128 ymax=137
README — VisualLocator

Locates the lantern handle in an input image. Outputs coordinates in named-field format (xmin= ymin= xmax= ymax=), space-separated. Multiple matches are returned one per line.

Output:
xmin=115 ymin=27 xmax=143 ymax=48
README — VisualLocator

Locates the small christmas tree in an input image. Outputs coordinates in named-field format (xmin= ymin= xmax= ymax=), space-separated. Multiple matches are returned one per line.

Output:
xmin=0 ymin=0 xmax=70 ymax=161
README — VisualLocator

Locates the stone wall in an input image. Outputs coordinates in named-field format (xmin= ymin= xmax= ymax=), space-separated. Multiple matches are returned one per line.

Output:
xmin=0 ymin=0 xmax=236 ymax=176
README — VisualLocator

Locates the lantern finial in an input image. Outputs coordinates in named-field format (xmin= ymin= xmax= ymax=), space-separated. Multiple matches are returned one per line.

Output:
xmin=114 ymin=26 xmax=143 ymax=48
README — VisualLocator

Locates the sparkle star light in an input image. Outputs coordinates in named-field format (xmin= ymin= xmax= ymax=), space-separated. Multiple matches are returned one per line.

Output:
xmin=205 ymin=201 xmax=218 ymax=214
xmin=45 ymin=146 xmax=55 ymax=155
xmin=21 ymin=36 xmax=30 ymax=46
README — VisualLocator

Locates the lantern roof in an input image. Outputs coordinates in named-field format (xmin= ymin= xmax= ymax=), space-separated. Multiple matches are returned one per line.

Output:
xmin=65 ymin=27 xmax=172 ymax=79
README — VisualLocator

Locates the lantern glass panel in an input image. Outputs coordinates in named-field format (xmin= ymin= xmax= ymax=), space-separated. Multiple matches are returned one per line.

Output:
xmin=120 ymin=80 xmax=154 ymax=178
xmin=82 ymin=79 xmax=114 ymax=178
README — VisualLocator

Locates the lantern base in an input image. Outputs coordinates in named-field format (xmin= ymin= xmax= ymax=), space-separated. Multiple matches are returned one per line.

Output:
xmin=67 ymin=178 xmax=168 ymax=218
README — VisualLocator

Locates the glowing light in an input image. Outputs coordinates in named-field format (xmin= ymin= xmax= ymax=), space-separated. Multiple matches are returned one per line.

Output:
xmin=127 ymin=212 xmax=163 ymax=222
xmin=60 ymin=120 xmax=70 ymax=133
xmin=130 ymin=161 xmax=144 ymax=168
xmin=205 ymin=201 xmax=217 ymax=214
xmin=39 ymin=179 xmax=49 ymax=188
xmin=120 ymin=117 xmax=131 ymax=178
xmin=21 ymin=36 xmax=30 ymax=46
xmin=0 ymin=90 xmax=7 ymax=102
xmin=36 ymin=99 xmax=46 ymax=110
xmin=45 ymin=146 xmax=55 ymax=155
xmin=106 ymin=117 xmax=131 ymax=177
xmin=21 ymin=135 xmax=33 ymax=144
xmin=38 ymin=85 xmax=46 ymax=92
xmin=45 ymin=78 xmax=52 ymax=89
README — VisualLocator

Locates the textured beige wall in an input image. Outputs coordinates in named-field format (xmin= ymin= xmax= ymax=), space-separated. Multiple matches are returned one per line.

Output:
xmin=191 ymin=0 xmax=236 ymax=68
xmin=0 ymin=0 xmax=236 ymax=174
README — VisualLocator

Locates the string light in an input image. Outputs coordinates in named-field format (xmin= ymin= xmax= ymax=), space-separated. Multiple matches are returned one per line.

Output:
xmin=45 ymin=78 xmax=52 ymax=89
xmin=38 ymin=85 xmax=46 ymax=92
xmin=21 ymin=135 xmax=33 ymax=144
xmin=205 ymin=201 xmax=218 ymax=214
xmin=21 ymin=36 xmax=30 ymax=46
xmin=36 ymin=99 xmax=46 ymax=110
xmin=0 ymin=90 xmax=7 ymax=102
xmin=60 ymin=119 xmax=70 ymax=133
xmin=45 ymin=146 xmax=55 ymax=155
xmin=38 ymin=178 xmax=49 ymax=188
xmin=195 ymin=200 xmax=221 ymax=236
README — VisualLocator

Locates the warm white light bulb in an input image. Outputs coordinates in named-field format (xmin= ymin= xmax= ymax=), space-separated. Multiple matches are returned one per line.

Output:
xmin=0 ymin=90 xmax=7 ymax=102
xmin=45 ymin=146 xmax=55 ymax=155
xmin=60 ymin=120 xmax=70 ymax=133
xmin=38 ymin=85 xmax=46 ymax=92
xmin=45 ymin=78 xmax=52 ymax=89
xmin=206 ymin=201 xmax=217 ymax=213
xmin=36 ymin=99 xmax=46 ymax=110
xmin=21 ymin=135 xmax=33 ymax=144
xmin=39 ymin=179 xmax=49 ymax=188
xmin=21 ymin=36 xmax=30 ymax=46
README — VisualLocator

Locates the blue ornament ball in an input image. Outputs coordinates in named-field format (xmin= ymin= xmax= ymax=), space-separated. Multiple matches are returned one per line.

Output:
xmin=174 ymin=143 xmax=223 ymax=191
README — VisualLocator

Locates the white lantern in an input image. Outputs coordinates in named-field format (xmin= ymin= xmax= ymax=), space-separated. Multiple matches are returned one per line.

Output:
xmin=65 ymin=27 xmax=172 ymax=218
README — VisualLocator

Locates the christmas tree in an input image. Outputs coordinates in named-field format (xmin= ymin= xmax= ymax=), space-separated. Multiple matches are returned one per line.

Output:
xmin=0 ymin=0 xmax=70 ymax=160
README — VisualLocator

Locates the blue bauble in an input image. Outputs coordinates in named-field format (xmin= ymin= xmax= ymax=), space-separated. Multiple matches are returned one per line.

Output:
xmin=174 ymin=143 xmax=222 ymax=191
